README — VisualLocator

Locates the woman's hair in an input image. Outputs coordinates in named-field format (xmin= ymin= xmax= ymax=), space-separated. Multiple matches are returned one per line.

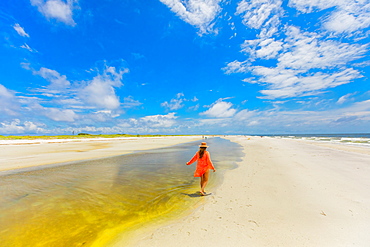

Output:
xmin=199 ymin=147 xmax=207 ymax=158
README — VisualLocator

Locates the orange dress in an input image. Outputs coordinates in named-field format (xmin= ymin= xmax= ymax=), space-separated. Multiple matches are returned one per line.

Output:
xmin=187 ymin=151 xmax=215 ymax=177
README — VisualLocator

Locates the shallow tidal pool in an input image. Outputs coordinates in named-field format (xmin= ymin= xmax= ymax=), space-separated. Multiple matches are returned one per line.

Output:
xmin=0 ymin=137 xmax=242 ymax=247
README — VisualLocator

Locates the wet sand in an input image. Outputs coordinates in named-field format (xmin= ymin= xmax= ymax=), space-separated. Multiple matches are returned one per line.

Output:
xmin=131 ymin=136 xmax=370 ymax=247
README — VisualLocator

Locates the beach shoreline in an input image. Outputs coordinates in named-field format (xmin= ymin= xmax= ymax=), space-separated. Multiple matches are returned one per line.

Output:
xmin=2 ymin=135 xmax=370 ymax=246
xmin=0 ymin=136 xmax=204 ymax=172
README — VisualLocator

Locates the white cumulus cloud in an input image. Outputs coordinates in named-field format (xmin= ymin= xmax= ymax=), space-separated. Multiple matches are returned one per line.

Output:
xmin=257 ymin=68 xmax=361 ymax=99
xmin=0 ymin=119 xmax=46 ymax=134
xmin=33 ymin=67 xmax=71 ymax=89
xmin=30 ymin=0 xmax=77 ymax=26
xmin=137 ymin=112 xmax=177 ymax=128
xmin=236 ymin=0 xmax=283 ymax=38
xmin=200 ymin=100 xmax=237 ymax=118
xmin=20 ymin=62 xmax=130 ymax=119
xmin=289 ymin=0 xmax=370 ymax=34
xmin=79 ymin=66 xmax=128 ymax=110
xmin=324 ymin=3 xmax=370 ymax=34
xmin=30 ymin=103 xmax=78 ymax=122
xmin=223 ymin=60 xmax=250 ymax=74
xmin=0 ymin=84 xmax=20 ymax=117
xmin=159 ymin=0 xmax=222 ymax=34
xmin=288 ymin=0 xmax=340 ymax=13
xmin=161 ymin=93 xmax=185 ymax=110
xmin=161 ymin=93 xmax=199 ymax=111
xmin=278 ymin=26 xmax=367 ymax=70
xmin=241 ymin=38 xmax=283 ymax=60
xmin=224 ymin=26 xmax=366 ymax=99
xmin=45 ymin=108 xmax=78 ymax=122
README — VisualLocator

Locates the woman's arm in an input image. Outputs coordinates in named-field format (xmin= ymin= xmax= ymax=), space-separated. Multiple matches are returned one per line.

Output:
xmin=186 ymin=152 xmax=198 ymax=165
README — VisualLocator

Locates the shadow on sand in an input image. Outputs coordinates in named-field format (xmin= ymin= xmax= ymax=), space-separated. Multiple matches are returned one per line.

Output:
xmin=182 ymin=192 xmax=212 ymax=198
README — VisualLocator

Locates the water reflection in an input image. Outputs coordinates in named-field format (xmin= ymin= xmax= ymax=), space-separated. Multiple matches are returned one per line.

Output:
xmin=0 ymin=137 xmax=242 ymax=247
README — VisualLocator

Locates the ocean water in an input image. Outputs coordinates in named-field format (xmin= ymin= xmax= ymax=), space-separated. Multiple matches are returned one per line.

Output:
xmin=0 ymin=137 xmax=243 ymax=247
xmin=267 ymin=133 xmax=370 ymax=147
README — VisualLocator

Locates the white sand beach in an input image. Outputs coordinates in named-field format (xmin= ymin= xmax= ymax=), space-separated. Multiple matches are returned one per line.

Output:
xmin=1 ymin=135 xmax=370 ymax=247
xmin=0 ymin=136 xmax=203 ymax=172
xmin=130 ymin=136 xmax=370 ymax=247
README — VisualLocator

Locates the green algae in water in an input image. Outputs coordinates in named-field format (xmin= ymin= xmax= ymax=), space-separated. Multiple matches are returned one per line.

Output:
xmin=0 ymin=137 xmax=243 ymax=247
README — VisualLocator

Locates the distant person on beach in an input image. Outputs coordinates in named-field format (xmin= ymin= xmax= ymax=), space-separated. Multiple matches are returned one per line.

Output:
xmin=186 ymin=142 xmax=216 ymax=196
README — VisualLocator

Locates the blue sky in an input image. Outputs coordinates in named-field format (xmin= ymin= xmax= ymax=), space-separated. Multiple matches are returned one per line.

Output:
xmin=0 ymin=0 xmax=369 ymax=135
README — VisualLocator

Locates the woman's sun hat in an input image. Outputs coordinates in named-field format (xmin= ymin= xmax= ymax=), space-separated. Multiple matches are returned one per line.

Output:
xmin=199 ymin=142 xmax=208 ymax=148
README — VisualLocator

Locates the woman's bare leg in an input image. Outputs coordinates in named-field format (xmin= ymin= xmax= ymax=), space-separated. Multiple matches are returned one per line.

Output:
xmin=200 ymin=176 xmax=204 ymax=192
xmin=200 ymin=170 xmax=210 ymax=194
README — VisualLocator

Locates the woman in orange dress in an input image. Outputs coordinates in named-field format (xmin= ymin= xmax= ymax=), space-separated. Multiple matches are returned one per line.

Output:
xmin=186 ymin=142 xmax=216 ymax=196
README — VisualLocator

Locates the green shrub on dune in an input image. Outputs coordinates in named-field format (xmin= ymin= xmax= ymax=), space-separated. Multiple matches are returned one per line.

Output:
xmin=0 ymin=134 xmax=192 ymax=140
